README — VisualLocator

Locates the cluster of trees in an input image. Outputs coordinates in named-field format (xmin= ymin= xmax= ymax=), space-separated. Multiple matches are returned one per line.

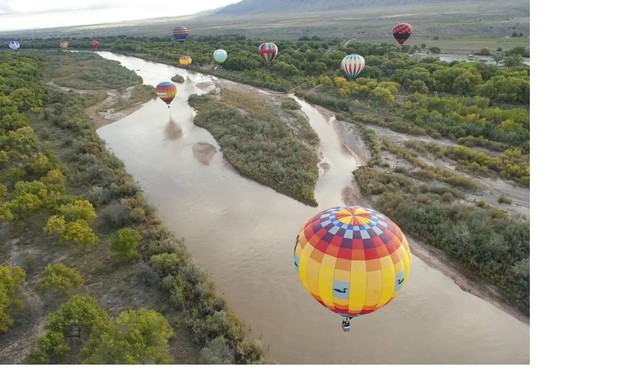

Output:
xmin=405 ymin=141 xmax=530 ymax=186
xmin=190 ymin=89 xmax=320 ymax=206
xmin=1 ymin=51 xmax=267 ymax=364
xmin=26 ymin=295 xmax=174 ymax=364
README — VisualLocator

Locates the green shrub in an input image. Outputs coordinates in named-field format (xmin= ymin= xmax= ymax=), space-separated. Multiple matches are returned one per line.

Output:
xmin=110 ymin=228 xmax=142 ymax=262
xmin=36 ymin=263 xmax=84 ymax=298
xmin=498 ymin=195 xmax=513 ymax=204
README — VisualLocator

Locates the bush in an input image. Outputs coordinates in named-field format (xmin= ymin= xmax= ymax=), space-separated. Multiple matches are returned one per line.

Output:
xmin=199 ymin=335 xmax=235 ymax=364
xmin=498 ymin=195 xmax=513 ymax=205
xmin=0 ymin=265 xmax=26 ymax=332
xmin=100 ymin=201 xmax=132 ymax=227
xmin=110 ymin=228 xmax=142 ymax=262
xmin=36 ymin=263 xmax=84 ymax=298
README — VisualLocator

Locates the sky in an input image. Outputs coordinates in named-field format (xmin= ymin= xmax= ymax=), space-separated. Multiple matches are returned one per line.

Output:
xmin=0 ymin=0 xmax=241 ymax=32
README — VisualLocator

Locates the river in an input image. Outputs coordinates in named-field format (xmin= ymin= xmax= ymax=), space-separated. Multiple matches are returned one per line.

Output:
xmin=95 ymin=52 xmax=529 ymax=364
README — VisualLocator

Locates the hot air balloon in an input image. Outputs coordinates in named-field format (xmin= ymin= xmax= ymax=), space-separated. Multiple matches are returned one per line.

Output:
xmin=341 ymin=54 xmax=365 ymax=80
xmin=294 ymin=206 xmax=411 ymax=332
xmin=179 ymin=55 xmax=192 ymax=68
xmin=258 ymin=42 xmax=278 ymax=66
xmin=173 ymin=26 xmax=188 ymax=43
xmin=90 ymin=39 xmax=100 ymax=50
xmin=392 ymin=22 xmax=413 ymax=45
xmin=213 ymin=49 xmax=227 ymax=64
xmin=8 ymin=41 xmax=20 ymax=51
xmin=60 ymin=40 xmax=69 ymax=51
xmin=155 ymin=81 xmax=177 ymax=108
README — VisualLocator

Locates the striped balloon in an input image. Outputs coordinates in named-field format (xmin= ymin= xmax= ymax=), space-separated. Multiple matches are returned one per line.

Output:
xmin=213 ymin=49 xmax=227 ymax=64
xmin=392 ymin=22 xmax=413 ymax=45
xmin=179 ymin=55 xmax=192 ymax=68
xmin=8 ymin=41 xmax=20 ymax=51
xmin=155 ymin=81 xmax=177 ymax=107
xmin=341 ymin=54 xmax=365 ymax=80
xmin=173 ymin=26 xmax=188 ymax=43
xmin=258 ymin=42 xmax=278 ymax=66
xmin=294 ymin=206 xmax=411 ymax=319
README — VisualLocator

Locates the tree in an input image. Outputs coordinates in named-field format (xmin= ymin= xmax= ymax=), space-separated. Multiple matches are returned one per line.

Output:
xmin=429 ymin=46 xmax=441 ymax=54
xmin=0 ymin=265 xmax=26 ymax=332
xmin=26 ymin=295 xmax=110 ymax=363
xmin=110 ymin=228 xmax=142 ymax=262
xmin=370 ymin=86 xmax=395 ymax=105
xmin=45 ymin=216 xmax=98 ymax=247
xmin=36 ymin=263 xmax=84 ymax=298
xmin=199 ymin=335 xmax=235 ymax=364
xmin=82 ymin=309 xmax=174 ymax=364
xmin=503 ymin=55 xmax=525 ymax=68
xmin=56 ymin=199 xmax=97 ymax=222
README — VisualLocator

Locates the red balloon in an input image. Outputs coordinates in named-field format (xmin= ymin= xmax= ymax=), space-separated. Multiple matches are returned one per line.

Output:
xmin=91 ymin=39 xmax=100 ymax=50
xmin=392 ymin=22 xmax=413 ymax=45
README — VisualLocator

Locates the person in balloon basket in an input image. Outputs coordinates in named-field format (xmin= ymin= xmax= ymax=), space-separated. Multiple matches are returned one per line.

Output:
xmin=342 ymin=316 xmax=353 ymax=332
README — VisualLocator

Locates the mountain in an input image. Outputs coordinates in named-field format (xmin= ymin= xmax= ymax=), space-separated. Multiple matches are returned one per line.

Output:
xmin=217 ymin=0 xmax=464 ymax=14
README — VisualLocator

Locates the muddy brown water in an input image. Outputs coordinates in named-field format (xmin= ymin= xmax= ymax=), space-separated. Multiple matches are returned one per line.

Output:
xmin=95 ymin=52 xmax=529 ymax=364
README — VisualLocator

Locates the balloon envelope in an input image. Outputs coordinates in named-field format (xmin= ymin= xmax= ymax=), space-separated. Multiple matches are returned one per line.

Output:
xmin=8 ymin=41 xmax=20 ymax=51
xmin=155 ymin=81 xmax=177 ymax=105
xmin=294 ymin=206 xmax=411 ymax=319
xmin=213 ymin=49 xmax=227 ymax=64
xmin=173 ymin=26 xmax=188 ymax=43
xmin=341 ymin=54 xmax=365 ymax=80
xmin=179 ymin=55 xmax=192 ymax=68
xmin=90 ymin=39 xmax=100 ymax=49
xmin=60 ymin=41 xmax=69 ymax=51
xmin=392 ymin=22 xmax=413 ymax=44
xmin=258 ymin=42 xmax=278 ymax=66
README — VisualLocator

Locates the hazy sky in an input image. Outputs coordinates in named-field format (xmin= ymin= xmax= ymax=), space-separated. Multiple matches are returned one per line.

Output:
xmin=0 ymin=0 xmax=241 ymax=32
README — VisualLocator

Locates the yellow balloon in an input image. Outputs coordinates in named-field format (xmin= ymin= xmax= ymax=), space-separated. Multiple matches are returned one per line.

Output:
xmin=294 ymin=206 xmax=411 ymax=320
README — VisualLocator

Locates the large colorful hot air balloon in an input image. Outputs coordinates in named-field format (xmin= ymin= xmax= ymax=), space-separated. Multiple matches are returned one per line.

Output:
xmin=173 ymin=26 xmax=188 ymax=43
xmin=294 ymin=206 xmax=411 ymax=332
xmin=90 ymin=39 xmax=100 ymax=50
xmin=179 ymin=55 xmax=192 ymax=68
xmin=213 ymin=49 xmax=227 ymax=64
xmin=258 ymin=42 xmax=278 ymax=66
xmin=8 ymin=41 xmax=20 ymax=51
xmin=155 ymin=81 xmax=177 ymax=108
xmin=60 ymin=40 xmax=69 ymax=51
xmin=392 ymin=22 xmax=413 ymax=45
xmin=341 ymin=54 xmax=365 ymax=80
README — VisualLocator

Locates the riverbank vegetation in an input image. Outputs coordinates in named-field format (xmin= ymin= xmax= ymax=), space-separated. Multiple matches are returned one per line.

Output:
xmin=0 ymin=51 xmax=268 ymax=363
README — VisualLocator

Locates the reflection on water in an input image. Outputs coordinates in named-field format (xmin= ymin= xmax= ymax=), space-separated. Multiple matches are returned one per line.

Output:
xmin=192 ymin=142 xmax=217 ymax=165
xmin=95 ymin=51 xmax=529 ymax=364
xmin=165 ymin=119 xmax=183 ymax=140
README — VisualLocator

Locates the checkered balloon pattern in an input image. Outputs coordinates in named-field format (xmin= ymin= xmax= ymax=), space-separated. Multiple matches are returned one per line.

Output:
xmin=392 ymin=22 xmax=413 ymax=44
xmin=294 ymin=206 xmax=411 ymax=318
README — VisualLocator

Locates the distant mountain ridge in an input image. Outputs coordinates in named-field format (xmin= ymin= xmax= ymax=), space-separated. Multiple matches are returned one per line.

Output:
xmin=217 ymin=0 xmax=464 ymax=14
